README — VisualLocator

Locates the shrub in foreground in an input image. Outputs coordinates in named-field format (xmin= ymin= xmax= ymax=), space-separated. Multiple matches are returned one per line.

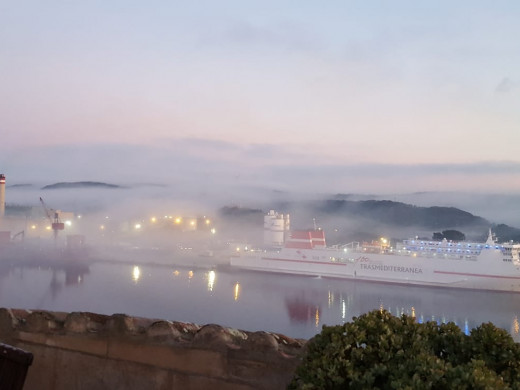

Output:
xmin=288 ymin=310 xmax=520 ymax=389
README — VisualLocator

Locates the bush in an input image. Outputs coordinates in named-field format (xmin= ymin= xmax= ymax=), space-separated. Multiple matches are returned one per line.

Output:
xmin=288 ymin=310 xmax=520 ymax=389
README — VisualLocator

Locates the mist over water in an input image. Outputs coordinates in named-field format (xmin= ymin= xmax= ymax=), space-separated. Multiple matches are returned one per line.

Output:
xmin=7 ymin=182 xmax=520 ymax=223
xmin=2 ymin=181 xmax=520 ymax=341
xmin=4 ymin=181 xmax=520 ymax=251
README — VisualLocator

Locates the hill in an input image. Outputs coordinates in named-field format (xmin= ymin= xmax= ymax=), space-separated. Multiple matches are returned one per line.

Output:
xmin=219 ymin=200 xmax=520 ymax=244
xmin=315 ymin=199 xmax=487 ymax=229
xmin=41 ymin=181 xmax=123 ymax=190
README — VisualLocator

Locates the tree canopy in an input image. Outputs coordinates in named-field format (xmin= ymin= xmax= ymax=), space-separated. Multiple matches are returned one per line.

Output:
xmin=289 ymin=310 xmax=520 ymax=389
xmin=432 ymin=230 xmax=466 ymax=241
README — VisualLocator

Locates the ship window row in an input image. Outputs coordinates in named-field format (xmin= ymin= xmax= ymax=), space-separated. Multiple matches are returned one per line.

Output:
xmin=403 ymin=253 xmax=478 ymax=260
xmin=402 ymin=247 xmax=482 ymax=255
xmin=403 ymin=241 xmax=492 ymax=249
xmin=402 ymin=246 xmax=506 ymax=253
xmin=404 ymin=241 xmax=503 ymax=250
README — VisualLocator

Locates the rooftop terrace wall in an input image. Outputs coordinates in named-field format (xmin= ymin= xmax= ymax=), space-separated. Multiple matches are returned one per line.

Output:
xmin=0 ymin=308 xmax=305 ymax=390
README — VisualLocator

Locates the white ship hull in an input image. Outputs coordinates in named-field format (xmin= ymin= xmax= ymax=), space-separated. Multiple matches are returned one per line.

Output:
xmin=230 ymin=246 xmax=520 ymax=292
xmin=232 ymin=211 xmax=520 ymax=292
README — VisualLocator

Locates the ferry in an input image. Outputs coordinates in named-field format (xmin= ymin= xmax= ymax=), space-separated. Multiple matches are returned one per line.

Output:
xmin=230 ymin=211 xmax=520 ymax=292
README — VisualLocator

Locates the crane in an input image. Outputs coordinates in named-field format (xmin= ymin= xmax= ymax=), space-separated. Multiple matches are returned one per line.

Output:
xmin=39 ymin=197 xmax=64 ymax=243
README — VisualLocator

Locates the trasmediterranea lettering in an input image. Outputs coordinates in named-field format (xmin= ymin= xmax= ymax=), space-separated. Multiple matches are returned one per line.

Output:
xmin=359 ymin=263 xmax=423 ymax=274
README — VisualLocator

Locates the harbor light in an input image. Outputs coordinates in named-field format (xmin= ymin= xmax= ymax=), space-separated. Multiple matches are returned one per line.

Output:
xmin=135 ymin=223 xmax=142 ymax=230
xmin=210 ymin=228 xmax=216 ymax=235
xmin=65 ymin=220 xmax=72 ymax=227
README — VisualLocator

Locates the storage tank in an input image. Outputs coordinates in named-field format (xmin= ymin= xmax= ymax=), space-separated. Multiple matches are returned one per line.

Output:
xmin=263 ymin=210 xmax=290 ymax=247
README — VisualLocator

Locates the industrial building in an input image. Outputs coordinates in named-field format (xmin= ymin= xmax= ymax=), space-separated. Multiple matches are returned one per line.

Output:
xmin=0 ymin=173 xmax=77 ymax=247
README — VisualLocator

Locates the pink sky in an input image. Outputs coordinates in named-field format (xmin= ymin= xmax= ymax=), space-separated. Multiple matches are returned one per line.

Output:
xmin=1 ymin=1 xmax=520 ymax=193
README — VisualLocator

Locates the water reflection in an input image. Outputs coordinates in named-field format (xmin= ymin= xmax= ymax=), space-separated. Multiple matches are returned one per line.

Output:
xmin=234 ymin=282 xmax=240 ymax=301
xmin=1 ymin=262 xmax=520 ymax=341
xmin=132 ymin=266 xmax=141 ymax=283
xmin=513 ymin=316 xmax=520 ymax=337
xmin=207 ymin=270 xmax=216 ymax=292
xmin=285 ymin=297 xmax=321 ymax=324
xmin=0 ymin=261 xmax=90 ymax=308
xmin=231 ymin=272 xmax=520 ymax=341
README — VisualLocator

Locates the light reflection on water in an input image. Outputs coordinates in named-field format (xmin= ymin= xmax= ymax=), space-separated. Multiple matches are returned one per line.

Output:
xmin=0 ymin=261 xmax=519 ymax=341
xmin=132 ymin=266 xmax=141 ymax=283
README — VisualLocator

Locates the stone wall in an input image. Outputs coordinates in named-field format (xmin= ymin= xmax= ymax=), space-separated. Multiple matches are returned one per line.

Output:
xmin=0 ymin=308 xmax=305 ymax=390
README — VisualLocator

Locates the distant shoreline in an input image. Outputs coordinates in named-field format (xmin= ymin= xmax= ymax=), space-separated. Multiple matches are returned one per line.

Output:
xmin=42 ymin=181 xmax=123 ymax=190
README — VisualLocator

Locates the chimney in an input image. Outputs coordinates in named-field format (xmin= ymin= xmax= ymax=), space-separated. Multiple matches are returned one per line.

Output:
xmin=0 ymin=174 xmax=5 ymax=219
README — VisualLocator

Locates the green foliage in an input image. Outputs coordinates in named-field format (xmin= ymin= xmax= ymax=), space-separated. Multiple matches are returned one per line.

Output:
xmin=288 ymin=310 xmax=520 ymax=390
xmin=493 ymin=224 xmax=520 ymax=243
xmin=5 ymin=203 xmax=32 ymax=217
xmin=441 ymin=230 xmax=466 ymax=241
xmin=432 ymin=230 xmax=466 ymax=241
xmin=432 ymin=232 xmax=444 ymax=240
xmin=319 ymin=200 xmax=487 ymax=229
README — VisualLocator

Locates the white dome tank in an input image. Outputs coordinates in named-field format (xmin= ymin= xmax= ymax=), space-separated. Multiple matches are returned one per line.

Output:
xmin=263 ymin=210 xmax=289 ymax=247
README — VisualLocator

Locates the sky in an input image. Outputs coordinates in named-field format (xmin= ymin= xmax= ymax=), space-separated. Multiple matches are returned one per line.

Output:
xmin=1 ymin=0 xmax=520 ymax=194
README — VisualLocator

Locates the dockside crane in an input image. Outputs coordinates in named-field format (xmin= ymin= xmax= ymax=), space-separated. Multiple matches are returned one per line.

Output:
xmin=39 ymin=197 xmax=64 ymax=243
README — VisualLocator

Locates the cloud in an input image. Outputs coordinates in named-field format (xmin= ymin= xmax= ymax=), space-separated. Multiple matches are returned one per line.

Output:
xmin=271 ymin=161 xmax=520 ymax=177
xmin=3 ymin=140 xmax=520 ymax=195
xmin=168 ymin=138 xmax=239 ymax=152
xmin=260 ymin=161 xmax=520 ymax=194
xmin=199 ymin=20 xmax=322 ymax=54
xmin=495 ymin=77 xmax=518 ymax=93
xmin=158 ymin=138 xmax=307 ymax=164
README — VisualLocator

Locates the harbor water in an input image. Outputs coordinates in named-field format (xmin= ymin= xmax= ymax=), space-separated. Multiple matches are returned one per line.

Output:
xmin=0 ymin=256 xmax=519 ymax=341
